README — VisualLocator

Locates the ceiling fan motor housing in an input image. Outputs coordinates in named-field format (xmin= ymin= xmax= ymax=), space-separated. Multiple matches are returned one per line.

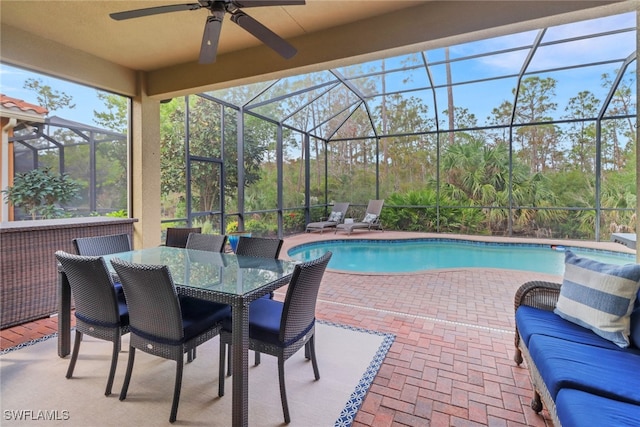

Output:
xmin=111 ymin=0 xmax=305 ymax=64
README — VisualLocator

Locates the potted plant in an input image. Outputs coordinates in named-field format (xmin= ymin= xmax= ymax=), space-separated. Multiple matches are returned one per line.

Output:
xmin=2 ymin=167 xmax=80 ymax=220
xmin=225 ymin=221 xmax=252 ymax=252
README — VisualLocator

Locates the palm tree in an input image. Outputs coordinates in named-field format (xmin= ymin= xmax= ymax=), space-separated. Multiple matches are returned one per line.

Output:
xmin=440 ymin=138 xmax=564 ymax=235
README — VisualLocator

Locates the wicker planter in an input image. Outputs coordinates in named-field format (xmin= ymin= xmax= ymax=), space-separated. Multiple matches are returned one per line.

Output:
xmin=0 ymin=217 xmax=137 ymax=329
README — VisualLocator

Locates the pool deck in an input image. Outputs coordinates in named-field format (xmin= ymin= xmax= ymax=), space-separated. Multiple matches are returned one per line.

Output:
xmin=2 ymin=232 xmax=635 ymax=426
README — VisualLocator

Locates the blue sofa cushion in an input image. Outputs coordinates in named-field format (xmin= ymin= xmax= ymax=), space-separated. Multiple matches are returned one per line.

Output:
xmin=556 ymin=388 xmax=640 ymax=427
xmin=516 ymin=305 xmax=620 ymax=350
xmin=528 ymin=334 xmax=640 ymax=403
xmin=632 ymin=305 xmax=640 ymax=348
xmin=554 ymin=250 xmax=640 ymax=348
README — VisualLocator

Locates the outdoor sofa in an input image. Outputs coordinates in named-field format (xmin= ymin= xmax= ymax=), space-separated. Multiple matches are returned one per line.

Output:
xmin=514 ymin=250 xmax=640 ymax=426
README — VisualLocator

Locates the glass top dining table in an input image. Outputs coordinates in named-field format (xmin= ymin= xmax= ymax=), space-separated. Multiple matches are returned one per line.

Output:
xmin=57 ymin=246 xmax=298 ymax=427
xmin=103 ymin=246 xmax=297 ymax=296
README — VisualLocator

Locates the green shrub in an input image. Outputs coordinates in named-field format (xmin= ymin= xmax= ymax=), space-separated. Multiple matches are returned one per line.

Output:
xmin=106 ymin=209 xmax=128 ymax=218
xmin=2 ymin=167 xmax=80 ymax=220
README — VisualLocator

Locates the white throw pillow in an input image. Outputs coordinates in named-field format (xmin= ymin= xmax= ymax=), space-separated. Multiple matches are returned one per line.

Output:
xmin=327 ymin=211 xmax=342 ymax=222
xmin=362 ymin=213 xmax=377 ymax=224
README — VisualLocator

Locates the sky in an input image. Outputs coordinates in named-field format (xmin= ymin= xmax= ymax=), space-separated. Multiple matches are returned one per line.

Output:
xmin=0 ymin=65 xmax=110 ymax=126
xmin=0 ymin=12 xmax=635 ymax=129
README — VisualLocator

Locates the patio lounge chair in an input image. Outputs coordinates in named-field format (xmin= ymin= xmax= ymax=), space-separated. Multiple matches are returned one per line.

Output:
xmin=335 ymin=200 xmax=384 ymax=235
xmin=305 ymin=203 xmax=350 ymax=234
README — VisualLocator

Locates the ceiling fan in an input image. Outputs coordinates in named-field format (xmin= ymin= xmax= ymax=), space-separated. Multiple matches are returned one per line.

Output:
xmin=110 ymin=0 xmax=305 ymax=64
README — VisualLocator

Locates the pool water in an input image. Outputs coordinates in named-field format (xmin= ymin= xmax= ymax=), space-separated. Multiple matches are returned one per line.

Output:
xmin=287 ymin=239 xmax=636 ymax=275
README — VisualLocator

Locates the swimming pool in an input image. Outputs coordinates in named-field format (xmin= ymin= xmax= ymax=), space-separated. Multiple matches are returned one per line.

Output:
xmin=287 ymin=239 xmax=636 ymax=274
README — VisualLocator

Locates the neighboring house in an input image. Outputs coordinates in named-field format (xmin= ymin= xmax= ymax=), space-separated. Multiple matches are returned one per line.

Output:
xmin=0 ymin=94 xmax=48 ymax=222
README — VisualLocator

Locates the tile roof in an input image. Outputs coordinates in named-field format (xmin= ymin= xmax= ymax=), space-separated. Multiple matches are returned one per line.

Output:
xmin=0 ymin=94 xmax=48 ymax=116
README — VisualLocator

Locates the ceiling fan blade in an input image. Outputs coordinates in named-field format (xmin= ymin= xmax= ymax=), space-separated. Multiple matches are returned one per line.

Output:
xmin=199 ymin=15 xmax=223 ymax=64
xmin=231 ymin=0 xmax=305 ymax=7
xmin=110 ymin=3 xmax=203 ymax=21
xmin=231 ymin=11 xmax=297 ymax=59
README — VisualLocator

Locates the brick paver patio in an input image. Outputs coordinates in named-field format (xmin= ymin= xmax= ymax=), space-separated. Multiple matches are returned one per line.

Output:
xmin=5 ymin=231 xmax=628 ymax=426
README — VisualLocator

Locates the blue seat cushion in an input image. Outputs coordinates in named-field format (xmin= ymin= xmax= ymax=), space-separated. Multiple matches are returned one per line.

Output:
xmin=222 ymin=298 xmax=284 ymax=346
xmin=528 ymin=334 xmax=640 ymax=403
xmin=556 ymin=388 xmax=640 ymax=427
xmin=113 ymin=281 xmax=124 ymax=295
xmin=247 ymin=298 xmax=284 ymax=346
xmin=178 ymin=295 xmax=230 ymax=341
xmin=116 ymin=292 xmax=130 ymax=326
xmin=516 ymin=306 xmax=621 ymax=350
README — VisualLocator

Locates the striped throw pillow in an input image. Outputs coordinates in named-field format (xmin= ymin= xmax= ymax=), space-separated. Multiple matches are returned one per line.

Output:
xmin=554 ymin=250 xmax=640 ymax=348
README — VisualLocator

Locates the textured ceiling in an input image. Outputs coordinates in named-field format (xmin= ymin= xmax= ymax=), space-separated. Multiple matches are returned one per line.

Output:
xmin=0 ymin=1 xmax=417 ymax=71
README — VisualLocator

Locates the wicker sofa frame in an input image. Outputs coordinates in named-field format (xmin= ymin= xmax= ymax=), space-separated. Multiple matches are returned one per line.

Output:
xmin=513 ymin=279 xmax=565 ymax=426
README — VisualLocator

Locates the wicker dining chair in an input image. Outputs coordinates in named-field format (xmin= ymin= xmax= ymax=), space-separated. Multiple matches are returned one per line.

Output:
xmin=73 ymin=233 xmax=132 ymax=256
xmin=54 ymin=251 xmax=130 ymax=396
xmin=218 ymin=251 xmax=332 ymax=423
xmin=165 ymin=227 xmax=202 ymax=248
xmin=110 ymin=257 xmax=230 ymax=423
xmin=235 ymin=236 xmax=283 ymax=258
xmin=73 ymin=233 xmax=132 ymax=293
xmin=184 ymin=232 xmax=228 ymax=362
xmin=185 ymin=232 xmax=227 ymax=252
xmin=226 ymin=235 xmax=284 ymax=370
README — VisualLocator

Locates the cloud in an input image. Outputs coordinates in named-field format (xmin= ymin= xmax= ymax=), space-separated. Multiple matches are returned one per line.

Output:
xmin=448 ymin=12 xmax=635 ymax=74
xmin=543 ymin=13 xmax=635 ymax=41
xmin=527 ymin=32 xmax=634 ymax=71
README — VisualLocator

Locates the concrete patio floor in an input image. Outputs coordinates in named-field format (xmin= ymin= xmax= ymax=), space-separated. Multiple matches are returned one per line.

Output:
xmin=3 ymin=231 xmax=634 ymax=426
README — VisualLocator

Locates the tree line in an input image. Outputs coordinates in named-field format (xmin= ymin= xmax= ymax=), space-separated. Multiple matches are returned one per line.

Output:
xmin=10 ymin=69 xmax=636 ymax=241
